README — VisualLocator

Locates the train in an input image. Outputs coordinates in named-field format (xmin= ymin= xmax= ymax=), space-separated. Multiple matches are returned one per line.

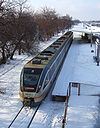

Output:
xmin=19 ymin=31 xmax=73 ymax=106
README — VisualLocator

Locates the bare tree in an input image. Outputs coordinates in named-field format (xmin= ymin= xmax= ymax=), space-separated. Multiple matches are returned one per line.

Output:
xmin=0 ymin=0 xmax=37 ymax=62
xmin=0 ymin=2 xmax=73 ymax=64
xmin=35 ymin=7 xmax=72 ymax=41
xmin=35 ymin=7 xmax=59 ymax=41
xmin=0 ymin=0 xmax=4 ymax=11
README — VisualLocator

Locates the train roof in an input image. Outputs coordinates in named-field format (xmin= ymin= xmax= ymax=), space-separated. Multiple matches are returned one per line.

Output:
xmin=24 ymin=31 xmax=73 ymax=69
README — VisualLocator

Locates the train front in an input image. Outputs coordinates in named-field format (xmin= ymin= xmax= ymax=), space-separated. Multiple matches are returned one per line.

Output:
xmin=19 ymin=67 xmax=43 ymax=106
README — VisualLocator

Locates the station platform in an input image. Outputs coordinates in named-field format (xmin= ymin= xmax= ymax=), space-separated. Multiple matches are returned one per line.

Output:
xmin=52 ymin=38 xmax=79 ymax=99
xmin=51 ymin=34 xmax=100 ymax=127
xmin=52 ymin=36 xmax=100 ymax=99
xmin=66 ymin=82 xmax=100 ymax=128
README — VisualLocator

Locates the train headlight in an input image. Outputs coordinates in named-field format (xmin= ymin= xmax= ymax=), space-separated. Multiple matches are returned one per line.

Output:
xmin=38 ymin=85 xmax=41 ymax=89
xmin=36 ymin=85 xmax=41 ymax=93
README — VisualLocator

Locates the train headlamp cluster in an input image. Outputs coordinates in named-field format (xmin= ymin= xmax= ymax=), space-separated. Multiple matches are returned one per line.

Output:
xmin=36 ymin=85 xmax=41 ymax=93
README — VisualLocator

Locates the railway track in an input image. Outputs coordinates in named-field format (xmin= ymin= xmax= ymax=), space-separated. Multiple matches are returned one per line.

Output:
xmin=0 ymin=56 xmax=30 ymax=78
xmin=8 ymin=106 xmax=24 ymax=128
xmin=8 ymin=103 xmax=41 ymax=128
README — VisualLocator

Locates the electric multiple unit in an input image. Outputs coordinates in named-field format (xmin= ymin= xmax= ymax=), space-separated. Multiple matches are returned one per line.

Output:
xmin=19 ymin=31 xmax=73 ymax=106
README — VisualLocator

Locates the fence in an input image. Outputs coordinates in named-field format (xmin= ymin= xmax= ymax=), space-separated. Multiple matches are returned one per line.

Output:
xmin=62 ymin=82 xmax=80 ymax=128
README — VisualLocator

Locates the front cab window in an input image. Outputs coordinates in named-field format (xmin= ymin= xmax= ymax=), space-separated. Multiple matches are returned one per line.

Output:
xmin=22 ymin=68 xmax=43 ymax=92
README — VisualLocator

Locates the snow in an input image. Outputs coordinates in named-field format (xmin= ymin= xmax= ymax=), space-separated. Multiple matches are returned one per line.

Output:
xmin=52 ymin=23 xmax=100 ymax=127
xmin=30 ymin=96 xmax=65 ymax=128
xmin=72 ymin=23 xmax=100 ymax=35
xmin=0 ymin=55 xmax=32 ymax=128
xmin=0 ymin=23 xmax=100 ymax=128
xmin=0 ymin=32 xmax=63 ymax=128
xmin=66 ymin=96 xmax=99 ymax=128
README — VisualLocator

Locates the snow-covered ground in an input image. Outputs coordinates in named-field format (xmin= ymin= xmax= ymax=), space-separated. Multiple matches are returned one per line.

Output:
xmin=52 ymin=23 xmax=100 ymax=128
xmin=66 ymin=83 xmax=100 ymax=128
xmin=0 ymin=23 xmax=100 ymax=128
xmin=72 ymin=22 xmax=100 ymax=35
xmin=0 ymin=32 xmax=63 ymax=128
xmin=52 ymin=36 xmax=100 ymax=96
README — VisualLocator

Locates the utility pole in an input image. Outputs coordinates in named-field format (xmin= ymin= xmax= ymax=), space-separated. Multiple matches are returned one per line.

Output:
xmin=97 ymin=39 xmax=100 ymax=66
xmin=90 ymin=26 xmax=93 ymax=47
xmin=96 ymin=38 xmax=100 ymax=66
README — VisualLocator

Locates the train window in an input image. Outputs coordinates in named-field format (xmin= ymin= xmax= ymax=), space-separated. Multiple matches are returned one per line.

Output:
xmin=35 ymin=56 xmax=48 ymax=60
xmin=23 ymin=68 xmax=43 ymax=92
xmin=44 ymin=47 xmax=56 ymax=53
xmin=20 ymin=69 xmax=24 ymax=91
xmin=24 ymin=74 xmax=39 ymax=85
xmin=53 ymin=42 xmax=61 ymax=45
xmin=40 ymin=52 xmax=52 ymax=56
xmin=24 ymin=68 xmax=42 ymax=74
xmin=52 ymin=46 xmax=59 ymax=48
xmin=32 ymin=60 xmax=41 ymax=64
xmin=43 ymin=73 xmax=49 ymax=89
xmin=20 ymin=70 xmax=23 ymax=85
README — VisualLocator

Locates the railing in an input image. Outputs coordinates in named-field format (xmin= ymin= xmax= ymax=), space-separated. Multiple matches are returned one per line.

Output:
xmin=62 ymin=82 xmax=80 ymax=128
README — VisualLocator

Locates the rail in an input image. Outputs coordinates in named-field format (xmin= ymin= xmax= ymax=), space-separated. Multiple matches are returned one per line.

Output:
xmin=27 ymin=103 xmax=41 ymax=128
xmin=8 ymin=106 xmax=24 ymax=128
xmin=8 ymin=102 xmax=42 ymax=128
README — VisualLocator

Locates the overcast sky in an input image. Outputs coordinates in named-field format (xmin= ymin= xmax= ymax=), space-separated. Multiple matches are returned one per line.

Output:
xmin=27 ymin=0 xmax=100 ymax=21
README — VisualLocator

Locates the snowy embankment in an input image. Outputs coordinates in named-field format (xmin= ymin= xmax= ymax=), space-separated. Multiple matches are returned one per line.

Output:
xmin=0 ymin=32 xmax=63 ymax=128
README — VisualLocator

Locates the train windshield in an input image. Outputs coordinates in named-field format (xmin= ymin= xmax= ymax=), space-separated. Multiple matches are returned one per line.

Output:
xmin=23 ymin=68 xmax=42 ymax=92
